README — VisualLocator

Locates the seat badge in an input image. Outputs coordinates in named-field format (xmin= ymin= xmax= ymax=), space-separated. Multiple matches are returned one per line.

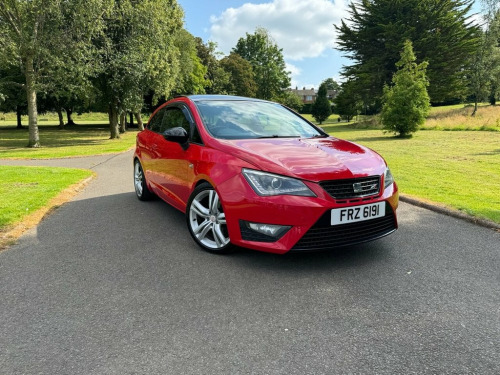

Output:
xmin=353 ymin=182 xmax=363 ymax=193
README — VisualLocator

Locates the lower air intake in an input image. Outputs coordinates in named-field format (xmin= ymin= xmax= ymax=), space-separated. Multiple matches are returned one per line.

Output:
xmin=291 ymin=203 xmax=397 ymax=251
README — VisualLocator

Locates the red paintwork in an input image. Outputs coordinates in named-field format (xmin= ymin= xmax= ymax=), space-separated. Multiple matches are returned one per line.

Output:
xmin=134 ymin=96 xmax=399 ymax=254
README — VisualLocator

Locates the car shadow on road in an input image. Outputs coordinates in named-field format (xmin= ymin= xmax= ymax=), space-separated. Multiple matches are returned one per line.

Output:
xmin=27 ymin=191 xmax=395 ymax=278
xmin=230 ymin=240 xmax=393 ymax=272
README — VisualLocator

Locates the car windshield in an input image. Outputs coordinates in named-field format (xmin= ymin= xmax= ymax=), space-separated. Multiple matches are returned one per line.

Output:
xmin=194 ymin=100 xmax=324 ymax=140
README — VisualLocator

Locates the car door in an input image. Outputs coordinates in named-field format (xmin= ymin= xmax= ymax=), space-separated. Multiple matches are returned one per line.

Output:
xmin=139 ymin=106 xmax=167 ymax=189
xmin=151 ymin=105 xmax=199 ymax=210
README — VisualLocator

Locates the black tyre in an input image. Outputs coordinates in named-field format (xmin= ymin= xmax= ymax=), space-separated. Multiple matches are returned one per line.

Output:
xmin=134 ymin=159 xmax=154 ymax=201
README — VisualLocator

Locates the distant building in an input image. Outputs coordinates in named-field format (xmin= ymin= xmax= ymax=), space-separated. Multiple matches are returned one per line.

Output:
xmin=290 ymin=87 xmax=316 ymax=103
xmin=289 ymin=87 xmax=338 ymax=104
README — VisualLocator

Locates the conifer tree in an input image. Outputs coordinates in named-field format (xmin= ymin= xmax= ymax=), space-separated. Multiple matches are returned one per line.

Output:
xmin=381 ymin=40 xmax=430 ymax=137
xmin=311 ymin=83 xmax=332 ymax=124
xmin=336 ymin=0 xmax=479 ymax=108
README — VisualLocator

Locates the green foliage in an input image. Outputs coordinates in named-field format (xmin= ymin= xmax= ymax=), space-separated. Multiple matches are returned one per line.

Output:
xmin=311 ymin=83 xmax=332 ymax=124
xmin=276 ymin=91 xmax=303 ymax=112
xmin=321 ymin=78 xmax=340 ymax=92
xmin=468 ymin=7 xmax=500 ymax=111
xmin=219 ymin=53 xmax=257 ymax=97
xmin=381 ymin=40 xmax=430 ymax=137
xmin=173 ymin=30 xmax=208 ymax=95
xmin=94 ymin=0 xmax=184 ymax=138
xmin=233 ymin=28 xmax=291 ymax=100
xmin=333 ymin=80 xmax=362 ymax=122
xmin=194 ymin=38 xmax=230 ymax=94
xmin=336 ymin=0 xmax=479 ymax=107
xmin=0 ymin=0 xmax=111 ymax=146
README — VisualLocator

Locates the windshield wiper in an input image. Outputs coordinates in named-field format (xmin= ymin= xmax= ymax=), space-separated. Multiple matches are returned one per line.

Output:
xmin=257 ymin=135 xmax=301 ymax=139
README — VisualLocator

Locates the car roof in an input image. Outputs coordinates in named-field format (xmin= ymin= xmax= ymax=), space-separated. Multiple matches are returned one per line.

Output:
xmin=185 ymin=95 xmax=270 ymax=103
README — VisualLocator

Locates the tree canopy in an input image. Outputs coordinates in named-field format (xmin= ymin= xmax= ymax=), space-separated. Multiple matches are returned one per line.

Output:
xmin=0 ymin=0 xmax=110 ymax=146
xmin=219 ymin=53 xmax=257 ymax=97
xmin=336 ymin=0 xmax=479 ymax=108
xmin=333 ymin=80 xmax=362 ymax=122
xmin=381 ymin=40 xmax=430 ymax=137
xmin=233 ymin=27 xmax=290 ymax=101
xmin=311 ymin=83 xmax=332 ymax=124
xmin=92 ymin=0 xmax=184 ymax=137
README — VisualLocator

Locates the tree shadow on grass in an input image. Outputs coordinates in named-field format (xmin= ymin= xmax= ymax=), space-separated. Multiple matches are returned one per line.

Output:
xmin=350 ymin=135 xmax=412 ymax=143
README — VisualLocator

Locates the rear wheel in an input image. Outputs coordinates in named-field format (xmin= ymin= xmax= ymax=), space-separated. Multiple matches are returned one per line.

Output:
xmin=134 ymin=159 xmax=154 ymax=201
xmin=186 ymin=183 xmax=232 ymax=253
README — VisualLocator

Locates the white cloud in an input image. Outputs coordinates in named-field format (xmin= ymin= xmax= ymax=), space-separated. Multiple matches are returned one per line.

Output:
xmin=209 ymin=0 xmax=348 ymax=61
xmin=286 ymin=62 xmax=302 ymax=88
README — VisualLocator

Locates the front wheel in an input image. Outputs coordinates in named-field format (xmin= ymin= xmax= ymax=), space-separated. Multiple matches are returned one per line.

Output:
xmin=186 ymin=183 xmax=232 ymax=253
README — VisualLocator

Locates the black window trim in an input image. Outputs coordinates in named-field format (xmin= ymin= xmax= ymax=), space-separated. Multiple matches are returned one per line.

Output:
xmin=147 ymin=102 xmax=204 ymax=146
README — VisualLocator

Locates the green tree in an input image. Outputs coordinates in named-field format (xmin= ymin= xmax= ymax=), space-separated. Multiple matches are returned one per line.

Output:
xmin=233 ymin=28 xmax=291 ymax=100
xmin=321 ymin=78 xmax=340 ymax=92
xmin=478 ymin=1 xmax=500 ymax=106
xmin=219 ymin=53 xmax=257 ymax=97
xmin=311 ymin=83 xmax=332 ymax=124
xmin=194 ymin=38 xmax=230 ymax=94
xmin=333 ymin=80 xmax=362 ymax=122
xmin=0 ymin=64 xmax=26 ymax=128
xmin=336 ymin=0 xmax=479 ymax=108
xmin=381 ymin=40 xmax=430 ymax=137
xmin=0 ymin=0 xmax=109 ymax=147
xmin=173 ymin=30 xmax=209 ymax=96
xmin=95 ymin=0 xmax=183 ymax=138
xmin=277 ymin=91 xmax=303 ymax=112
xmin=468 ymin=26 xmax=499 ymax=114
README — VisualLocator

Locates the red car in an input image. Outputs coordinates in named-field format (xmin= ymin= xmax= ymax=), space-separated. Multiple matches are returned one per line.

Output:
xmin=133 ymin=95 xmax=398 ymax=254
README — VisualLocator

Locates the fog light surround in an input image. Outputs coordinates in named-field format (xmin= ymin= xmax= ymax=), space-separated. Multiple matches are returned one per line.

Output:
xmin=240 ymin=221 xmax=292 ymax=242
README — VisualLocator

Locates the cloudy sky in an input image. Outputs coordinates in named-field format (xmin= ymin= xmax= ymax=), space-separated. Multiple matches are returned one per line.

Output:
xmin=177 ymin=0 xmax=482 ymax=90
xmin=177 ymin=0 xmax=350 ymax=90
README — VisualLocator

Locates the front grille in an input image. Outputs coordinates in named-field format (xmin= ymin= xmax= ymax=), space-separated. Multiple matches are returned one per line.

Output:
xmin=291 ymin=203 xmax=396 ymax=251
xmin=320 ymin=176 xmax=381 ymax=200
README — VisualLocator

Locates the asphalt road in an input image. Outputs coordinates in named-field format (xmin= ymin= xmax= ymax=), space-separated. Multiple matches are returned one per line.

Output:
xmin=1 ymin=151 xmax=499 ymax=374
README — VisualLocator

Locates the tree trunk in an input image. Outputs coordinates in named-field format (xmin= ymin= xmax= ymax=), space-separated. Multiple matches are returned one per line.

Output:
xmin=129 ymin=112 xmax=134 ymax=127
xmin=119 ymin=112 xmax=126 ymax=133
xmin=471 ymin=97 xmax=478 ymax=116
xmin=489 ymin=85 xmax=497 ymax=105
xmin=108 ymin=102 xmax=120 ymax=139
xmin=25 ymin=55 xmax=40 ymax=148
xmin=65 ymin=107 xmax=76 ymax=126
xmin=16 ymin=106 xmax=23 ymax=129
xmin=57 ymin=107 xmax=65 ymax=128
xmin=134 ymin=112 xmax=144 ymax=131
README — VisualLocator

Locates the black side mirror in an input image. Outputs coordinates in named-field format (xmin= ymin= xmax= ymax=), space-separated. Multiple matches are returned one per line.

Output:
xmin=163 ymin=127 xmax=189 ymax=150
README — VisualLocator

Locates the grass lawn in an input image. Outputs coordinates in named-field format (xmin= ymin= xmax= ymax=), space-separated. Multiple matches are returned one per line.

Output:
xmin=304 ymin=113 xmax=500 ymax=224
xmin=0 ymin=166 xmax=94 ymax=242
xmin=0 ymin=123 xmax=137 ymax=159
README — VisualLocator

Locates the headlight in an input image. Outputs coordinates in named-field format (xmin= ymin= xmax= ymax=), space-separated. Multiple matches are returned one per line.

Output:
xmin=384 ymin=167 xmax=394 ymax=189
xmin=242 ymin=168 xmax=316 ymax=197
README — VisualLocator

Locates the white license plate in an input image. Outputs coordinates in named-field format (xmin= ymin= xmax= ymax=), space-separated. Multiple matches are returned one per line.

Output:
xmin=331 ymin=202 xmax=385 ymax=225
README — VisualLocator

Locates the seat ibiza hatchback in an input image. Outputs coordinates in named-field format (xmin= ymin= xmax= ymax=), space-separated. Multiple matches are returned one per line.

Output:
xmin=134 ymin=95 xmax=398 ymax=254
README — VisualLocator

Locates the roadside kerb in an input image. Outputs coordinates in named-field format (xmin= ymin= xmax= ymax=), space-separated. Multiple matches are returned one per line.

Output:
xmin=400 ymin=194 xmax=500 ymax=231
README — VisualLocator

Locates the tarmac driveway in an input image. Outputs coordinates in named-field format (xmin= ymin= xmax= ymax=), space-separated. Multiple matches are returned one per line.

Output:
xmin=1 ymin=151 xmax=499 ymax=374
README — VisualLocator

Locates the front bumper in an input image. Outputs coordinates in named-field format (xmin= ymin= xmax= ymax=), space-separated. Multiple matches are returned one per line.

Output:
xmin=217 ymin=174 xmax=399 ymax=254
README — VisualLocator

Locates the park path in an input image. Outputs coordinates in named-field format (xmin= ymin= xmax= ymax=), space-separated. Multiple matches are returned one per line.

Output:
xmin=0 ymin=152 xmax=130 ymax=170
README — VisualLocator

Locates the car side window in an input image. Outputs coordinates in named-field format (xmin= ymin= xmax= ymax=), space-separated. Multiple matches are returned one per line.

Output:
xmin=191 ymin=125 xmax=202 ymax=144
xmin=161 ymin=108 xmax=190 ymax=133
xmin=148 ymin=108 xmax=165 ymax=133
